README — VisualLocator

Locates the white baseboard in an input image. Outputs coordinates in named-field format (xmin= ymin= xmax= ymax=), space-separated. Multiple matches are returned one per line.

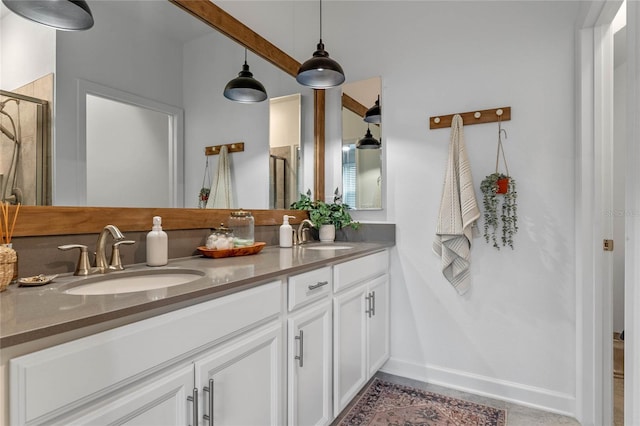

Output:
xmin=381 ymin=357 xmax=576 ymax=418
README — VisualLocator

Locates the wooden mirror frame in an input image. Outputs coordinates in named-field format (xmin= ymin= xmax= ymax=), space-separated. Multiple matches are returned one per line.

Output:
xmin=11 ymin=0 xmax=324 ymax=237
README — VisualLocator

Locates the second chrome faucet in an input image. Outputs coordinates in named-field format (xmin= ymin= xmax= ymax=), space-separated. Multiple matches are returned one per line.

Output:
xmin=296 ymin=219 xmax=315 ymax=245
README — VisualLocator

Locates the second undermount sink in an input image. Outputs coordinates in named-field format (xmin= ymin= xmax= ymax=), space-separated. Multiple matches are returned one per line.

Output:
xmin=64 ymin=269 xmax=206 ymax=296
xmin=303 ymin=244 xmax=353 ymax=251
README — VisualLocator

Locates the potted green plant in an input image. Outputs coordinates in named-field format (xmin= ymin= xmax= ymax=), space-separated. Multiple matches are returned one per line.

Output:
xmin=290 ymin=189 xmax=359 ymax=241
xmin=480 ymin=172 xmax=518 ymax=250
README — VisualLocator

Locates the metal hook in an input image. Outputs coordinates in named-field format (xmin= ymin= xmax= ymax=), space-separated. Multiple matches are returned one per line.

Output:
xmin=498 ymin=116 xmax=508 ymax=142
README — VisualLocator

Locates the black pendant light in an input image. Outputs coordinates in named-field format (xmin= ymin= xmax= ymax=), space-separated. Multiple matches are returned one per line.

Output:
xmin=224 ymin=49 xmax=268 ymax=103
xmin=364 ymin=95 xmax=381 ymax=124
xmin=356 ymin=126 xmax=381 ymax=149
xmin=2 ymin=0 xmax=94 ymax=31
xmin=296 ymin=0 xmax=345 ymax=88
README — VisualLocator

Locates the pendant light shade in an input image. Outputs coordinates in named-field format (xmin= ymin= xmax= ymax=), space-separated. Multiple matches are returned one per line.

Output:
xmin=356 ymin=127 xmax=381 ymax=149
xmin=224 ymin=50 xmax=268 ymax=103
xmin=296 ymin=0 xmax=345 ymax=88
xmin=2 ymin=0 xmax=94 ymax=31
xmin=364 ymin=95 xmax=381 ymax=124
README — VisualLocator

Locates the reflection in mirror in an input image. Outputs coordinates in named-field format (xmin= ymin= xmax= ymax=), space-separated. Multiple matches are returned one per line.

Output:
xmin=269 ymin=94 xmax=301 ymax=209
xmin=0 ymin=87 xmax=51 ymax=206
xmin=342 ymin=77 xmax=382 ymax=210
xmin=85 ymin=89 xmax=181 ymax=207
xmin=1 ymin=0 xmax=312 ymax=209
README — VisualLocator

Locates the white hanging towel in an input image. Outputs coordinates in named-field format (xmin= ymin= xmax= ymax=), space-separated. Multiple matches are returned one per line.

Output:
xmin=206 ymin=145 xmax=233 ymax=209
xmin=433 ymin=114 xmax=480 ymax=295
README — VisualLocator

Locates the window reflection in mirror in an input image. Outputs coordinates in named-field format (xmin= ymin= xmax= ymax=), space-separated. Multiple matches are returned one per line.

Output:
xmin=342 ymin=77 xmax=382 ymax=210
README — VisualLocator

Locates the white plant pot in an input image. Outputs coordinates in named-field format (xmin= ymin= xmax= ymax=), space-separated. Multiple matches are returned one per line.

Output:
xmin=319 ymin=224 xmax=336 ymax=242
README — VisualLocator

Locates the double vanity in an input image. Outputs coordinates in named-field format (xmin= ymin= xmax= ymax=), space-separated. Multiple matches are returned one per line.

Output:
xmin=0 ymin=241 xmax=391 ymax=425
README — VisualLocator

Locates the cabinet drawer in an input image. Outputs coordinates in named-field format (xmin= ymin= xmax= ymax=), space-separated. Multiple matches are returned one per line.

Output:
xmin=10 ymin=281 xmax=281 ymax=425
xmin=333 ymin=250 xmax=388 ymax=293
xmin=288 ymin=267 xmax=331 ymax=311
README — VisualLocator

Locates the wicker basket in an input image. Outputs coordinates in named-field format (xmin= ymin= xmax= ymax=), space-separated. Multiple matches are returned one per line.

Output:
xmin=0 ymin=245 xmax=17 ymax=292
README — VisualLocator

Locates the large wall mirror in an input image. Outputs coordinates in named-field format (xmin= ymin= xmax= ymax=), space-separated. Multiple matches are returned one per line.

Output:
xmin=342 ymin=77 xmax=382 ymax=210
xmin=1 ymin=0 xmax=313 ymax=210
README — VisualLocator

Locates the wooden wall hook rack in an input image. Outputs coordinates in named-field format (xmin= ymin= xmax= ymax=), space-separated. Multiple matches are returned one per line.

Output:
xmin=429 ymin=106 xmax=511 ymax=129
xmin=204 ymin=142 xmax=245 ymax=156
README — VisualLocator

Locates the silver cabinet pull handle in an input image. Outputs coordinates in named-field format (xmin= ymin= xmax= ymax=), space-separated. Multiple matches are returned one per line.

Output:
xmin=307 ymin=280 xmax=329 ymax=291
xmin=187 ymin=387 xmax=198 ymax=426
xmin=203 ymin=378 xmax=214 ymax=426
xmin=365 ymin=293 xmax=372 ymax=318
xmin=295 ymin=330 xmax=304 ymax=367
xmin=371 ymin=290 xmax=376 ymax=317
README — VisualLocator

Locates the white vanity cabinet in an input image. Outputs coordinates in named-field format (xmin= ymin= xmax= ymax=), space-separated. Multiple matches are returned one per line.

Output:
xmin=9 ymin=281 xmax=282 ymax=426
xmin=59 ymin=364 xmax=195 ymax=425
xmin=286 ymin=267 xmax=333 ymax=426
xmin=194 ymin=323 xmax=283 ymax=426
xmin=7 ymin=247 xmax=391 ymax=426
xmin=332 ymin=251 xmax=390 ymax=417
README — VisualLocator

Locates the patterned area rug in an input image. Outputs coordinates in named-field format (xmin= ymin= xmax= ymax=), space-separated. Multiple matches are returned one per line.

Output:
xmin=337 ymin=378 xmax=507 ymax=426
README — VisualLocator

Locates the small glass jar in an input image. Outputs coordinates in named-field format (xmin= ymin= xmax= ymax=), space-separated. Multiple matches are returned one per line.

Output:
xmin=206 ymin=223 xmax=234 ymax=250
xmin=228 ymin=210 xmax=254 ymax=247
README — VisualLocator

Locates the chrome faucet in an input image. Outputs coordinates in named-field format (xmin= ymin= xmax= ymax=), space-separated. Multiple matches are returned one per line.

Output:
xmin=58 ymin=224 xmax=129 ymax=275
xmin=296 ymin=219 xmax=315 ymax=245
xmin=95 ymin=224 xmax=125 ymax=273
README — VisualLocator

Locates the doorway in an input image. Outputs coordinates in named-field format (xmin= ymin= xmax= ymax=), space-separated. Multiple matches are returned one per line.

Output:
xmin=78 ymin=79 xmax=184 ymax=207
xmin=577 ymin=1 xmax=639 ymax=425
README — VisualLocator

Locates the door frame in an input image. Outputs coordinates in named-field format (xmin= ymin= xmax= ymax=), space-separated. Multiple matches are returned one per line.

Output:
xmin=623 ymin=3 xmax=640 ymax=424
xmin=576 ymin=1 xmax=639 ymax=425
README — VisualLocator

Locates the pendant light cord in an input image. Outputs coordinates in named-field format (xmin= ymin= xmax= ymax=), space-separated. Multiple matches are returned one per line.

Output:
xmin=319 ymin=0 xmax=323 ymax=41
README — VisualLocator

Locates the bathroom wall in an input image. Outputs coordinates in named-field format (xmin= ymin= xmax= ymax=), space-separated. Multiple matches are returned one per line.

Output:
xmin=220 ymin=0 xmax=580 ymax=416
xmin=0 ymin=9 xmax=54 ymax=91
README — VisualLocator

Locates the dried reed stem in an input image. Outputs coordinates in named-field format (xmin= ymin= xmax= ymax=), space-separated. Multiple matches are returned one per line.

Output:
xmin=0 ymin=202 xmax=20 ymax=245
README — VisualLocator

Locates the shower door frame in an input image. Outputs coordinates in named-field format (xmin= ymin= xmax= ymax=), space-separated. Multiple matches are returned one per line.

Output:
xmin=0 ymin=90 xmax=51 ymax=205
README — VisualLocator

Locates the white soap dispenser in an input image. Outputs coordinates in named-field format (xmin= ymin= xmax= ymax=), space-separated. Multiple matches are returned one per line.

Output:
xmin=146 ymin=216 xmax=168 ymax=266
xmin=279 ymin=215 xmax=295 ymax=248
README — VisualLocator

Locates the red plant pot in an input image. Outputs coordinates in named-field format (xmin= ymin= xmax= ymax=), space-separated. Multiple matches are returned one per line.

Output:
xmin=496 ymin=177 xmax=509 ymax=194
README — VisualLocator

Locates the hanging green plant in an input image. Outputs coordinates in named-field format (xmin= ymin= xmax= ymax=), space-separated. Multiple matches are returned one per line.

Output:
xmin=481 ymin=118 xmax=518 ymax=250
xmin=480 ymin=173 xmax=518 ymax=249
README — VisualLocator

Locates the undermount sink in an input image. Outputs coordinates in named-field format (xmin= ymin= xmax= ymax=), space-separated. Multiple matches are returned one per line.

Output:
xmin=303 ymin=244 xmax=353 ymax=251
xmin=64 ymin=269 xmax=206 ymax=296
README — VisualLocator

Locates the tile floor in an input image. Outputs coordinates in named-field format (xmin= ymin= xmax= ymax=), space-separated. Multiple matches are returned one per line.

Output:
xmin=333 ymin=371 xmax=580 ymax=425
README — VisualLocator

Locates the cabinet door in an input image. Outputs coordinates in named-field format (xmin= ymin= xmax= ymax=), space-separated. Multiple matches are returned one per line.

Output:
xmin=63 ymin=365 xmax=194 ymax=426
xmin=288 ymin=300 xmax=332 ymax=426
xmin=194 ymin=323 xmax=283 ymax=426
xmin=367 ymin=275 xmax=390 ymax=377
xmin=333 ymin=284 xmax=368 ymax=417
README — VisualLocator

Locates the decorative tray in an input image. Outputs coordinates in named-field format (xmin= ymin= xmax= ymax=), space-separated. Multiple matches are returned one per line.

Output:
xmin=197 ymin=242 xmax=266 ymax=259
xmin=18 ymin=274 xmax=58 ymax=287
